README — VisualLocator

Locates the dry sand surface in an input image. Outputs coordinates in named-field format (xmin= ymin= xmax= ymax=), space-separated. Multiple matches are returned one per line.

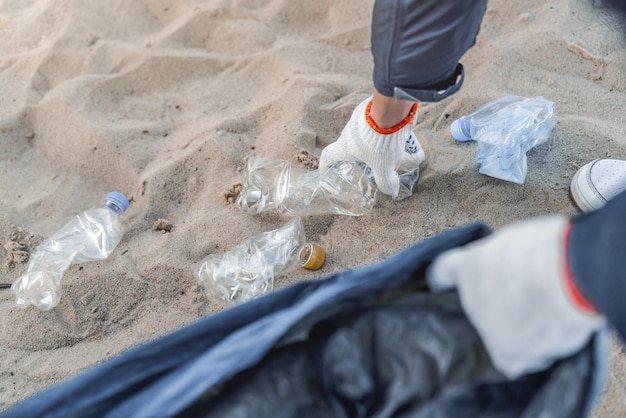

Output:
xmin=1 ymin=0 xmax=625 ymax=415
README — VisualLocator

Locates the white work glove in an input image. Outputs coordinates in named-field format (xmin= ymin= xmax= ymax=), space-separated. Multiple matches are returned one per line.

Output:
xmin=426 ymin=216 xmax=605 ymax=379
xmin=319 ymin=97 xmax=419 ymax=197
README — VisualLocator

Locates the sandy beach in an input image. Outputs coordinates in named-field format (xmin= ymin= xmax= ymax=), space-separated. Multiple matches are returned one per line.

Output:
xmin=1 ymin=0 xmax=625 ymax=415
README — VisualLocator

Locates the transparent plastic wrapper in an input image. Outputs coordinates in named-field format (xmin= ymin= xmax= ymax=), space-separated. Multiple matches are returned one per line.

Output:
xmin=450 ymin=95 xmax=557 ymax=184
xmin=195 ymin=217 xmax=306 ymax=306
xmin=11 ymin=192 xmax=130 ymax=311
xmin=236 ymin=145 xmax=422 ymax=217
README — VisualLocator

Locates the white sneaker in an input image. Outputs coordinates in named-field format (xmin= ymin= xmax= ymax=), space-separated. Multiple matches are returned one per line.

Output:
xmin=570 ymin=158 xmax=626 ymax=212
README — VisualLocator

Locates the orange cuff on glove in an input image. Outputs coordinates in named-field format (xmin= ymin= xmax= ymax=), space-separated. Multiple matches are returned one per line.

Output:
xmin=365 ymin=101 xmax=418 ymax=135
xmin=563 ymin=222 xmax=598 ymax=314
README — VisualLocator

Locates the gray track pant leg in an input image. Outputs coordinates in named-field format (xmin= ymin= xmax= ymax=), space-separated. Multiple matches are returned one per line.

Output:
xmin=371 ymin=0 xmax=489 ymax=102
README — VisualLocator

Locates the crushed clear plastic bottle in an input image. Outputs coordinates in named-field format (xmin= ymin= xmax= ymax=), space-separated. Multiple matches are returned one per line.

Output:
xmin=11 ymin=192 xmax=130 ymax=311
xmin=237 ymin=134 xmax=424 ymax=216
xmin=195 ymin=217 xmax=306 ymax=307
xmin=450 ymin=95 xmax=557 ymax=184
xmin=237 ymin=158 xmax=377 ymax=216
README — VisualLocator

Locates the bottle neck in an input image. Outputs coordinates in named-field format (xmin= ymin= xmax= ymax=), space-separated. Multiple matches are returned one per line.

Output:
xmin=103 ymin=200 xmax=126 ymax=216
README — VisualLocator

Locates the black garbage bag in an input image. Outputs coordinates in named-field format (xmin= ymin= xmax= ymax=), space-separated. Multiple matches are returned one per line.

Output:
xmin=1 ymin=224 xmax=607 ymax=418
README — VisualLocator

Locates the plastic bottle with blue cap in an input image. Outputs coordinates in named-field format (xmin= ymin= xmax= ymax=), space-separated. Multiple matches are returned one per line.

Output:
xmin=11 ymin=192 xmax=130 ymax=311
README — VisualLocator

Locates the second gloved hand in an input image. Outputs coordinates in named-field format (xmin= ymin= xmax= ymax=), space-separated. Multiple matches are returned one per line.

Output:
xmin=319 ymin=97 xmax=418 ymax=198
xmin=426 ymin=216 xmax=605 ymax=379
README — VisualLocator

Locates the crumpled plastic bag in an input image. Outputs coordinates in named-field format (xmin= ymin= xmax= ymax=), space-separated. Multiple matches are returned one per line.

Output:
xmin=451 ymin=95 xmax=557 ymax=184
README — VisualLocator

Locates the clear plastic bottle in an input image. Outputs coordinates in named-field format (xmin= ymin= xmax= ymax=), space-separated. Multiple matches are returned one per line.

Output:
xmin=236 ymin=137 xmax=424 ymax=216
xmin=11 ymin=192 xmax=130 ymax=311
xmin=450 ymin=95 xmax=557 ymax=184
xmin=195 ymin=217 xmax=306 ymax=306
xmin=237 ymin=158 xmax=377 ymax=216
